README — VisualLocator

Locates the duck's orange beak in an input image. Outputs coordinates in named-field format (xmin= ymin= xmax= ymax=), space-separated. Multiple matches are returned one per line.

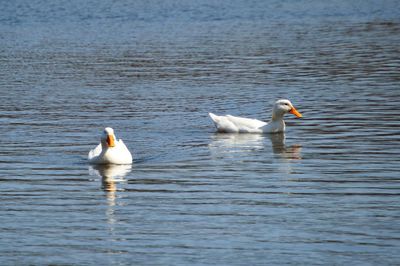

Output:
xmin=107 ymin=134 xmax=115 ymax=147
xmin=290 ymin=106 xmax=302 ymax=118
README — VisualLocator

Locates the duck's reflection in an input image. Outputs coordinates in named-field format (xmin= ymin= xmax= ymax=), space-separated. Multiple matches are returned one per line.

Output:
xmin=268 ymin=133 xmax=302 ymax=160
xmin=89 ymin=164 xmax=131 ymax=227
xmin=89 ymin=164 xmax=131 ymax=192
xmin=209 ymin=133 xmax=265 ymax=152
xmin=209 ymin=133 xmax=301 ymax=160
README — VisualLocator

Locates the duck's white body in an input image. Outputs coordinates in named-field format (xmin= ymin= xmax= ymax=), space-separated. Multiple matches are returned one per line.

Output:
xmin=209 ymin=113 xmax=284 ymax=133
xmin=88 ymin=127 xmax=132 ymax=165
xmin=209 ymin=99 xmax=302 ymax=134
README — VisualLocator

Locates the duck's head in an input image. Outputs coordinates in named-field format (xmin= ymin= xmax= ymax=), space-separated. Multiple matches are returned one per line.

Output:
xmin=101 ymin=127 xmax=116 ymax=148
xmin=272 ymin=99 xmax=302 ymax=120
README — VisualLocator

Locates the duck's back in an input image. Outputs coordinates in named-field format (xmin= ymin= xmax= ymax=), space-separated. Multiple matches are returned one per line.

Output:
xmin=209 ymin=113 xmax=267 ymax=133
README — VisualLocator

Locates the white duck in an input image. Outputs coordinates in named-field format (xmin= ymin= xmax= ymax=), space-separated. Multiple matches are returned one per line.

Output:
xmin=209 ymin=99 xmax=302 ymax=133
xmin=88 ymin=127 xmax=133 ymax=165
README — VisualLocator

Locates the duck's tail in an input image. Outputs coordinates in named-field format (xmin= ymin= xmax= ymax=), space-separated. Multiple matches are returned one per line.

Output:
xmin=208 ymin=112 xmax=220 ymax=123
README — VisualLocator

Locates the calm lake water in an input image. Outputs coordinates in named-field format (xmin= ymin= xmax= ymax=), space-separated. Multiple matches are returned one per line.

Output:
xmin=1 ymin=0 xmax=400 ymax=265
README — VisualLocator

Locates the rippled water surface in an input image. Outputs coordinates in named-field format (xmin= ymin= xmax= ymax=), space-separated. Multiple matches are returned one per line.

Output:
xmin=1 ymin=0 xmax=400 ymax=265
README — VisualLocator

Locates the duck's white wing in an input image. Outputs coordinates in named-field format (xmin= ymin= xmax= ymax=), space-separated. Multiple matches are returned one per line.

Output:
xmin=209 ymin=113 xmax=239 ymax=133
xmin=209 ymin=113 xmax=267 ymax=133
xmin=88 ymin=143 xmax=102 ymax=161
xmin=115 ymin=139 xmax=133 ymax=164
xmin=226 ymin=115 xmax=267 ymax=132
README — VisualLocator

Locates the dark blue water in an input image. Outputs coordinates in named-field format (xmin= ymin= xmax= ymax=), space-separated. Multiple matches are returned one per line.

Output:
xmin=1 ymin=1 xmax=400 ymax=265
